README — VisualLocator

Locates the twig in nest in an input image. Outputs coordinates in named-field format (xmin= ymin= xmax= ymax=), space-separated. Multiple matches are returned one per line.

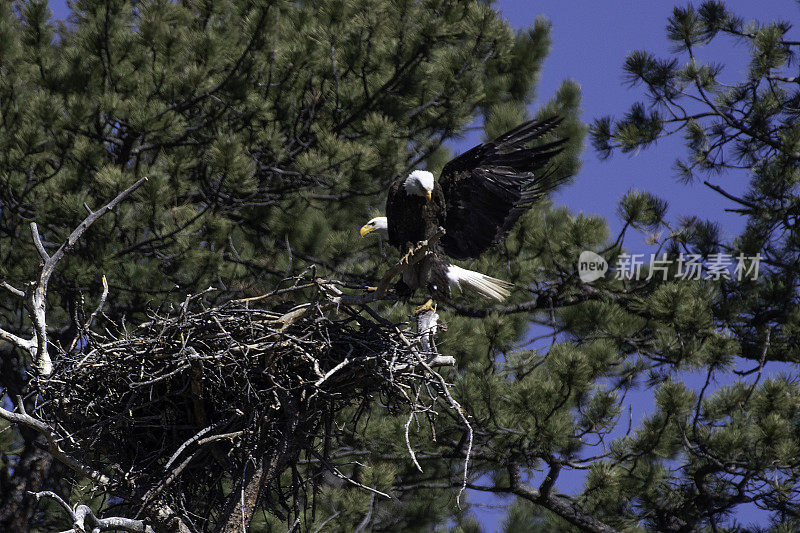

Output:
xmin=392 ymin=324 xmax=472 ymax=508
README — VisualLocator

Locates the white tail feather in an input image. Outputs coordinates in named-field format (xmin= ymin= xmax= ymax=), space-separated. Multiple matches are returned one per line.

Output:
xmin=446 ymin=265 xmax=514 ymax=301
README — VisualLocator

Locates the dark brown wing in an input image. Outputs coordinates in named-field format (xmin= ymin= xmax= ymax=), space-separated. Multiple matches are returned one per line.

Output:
xmin=385 ymin=179 xmax=408 ymax=249
xmin=439 ymin=117 xmax=567 ymax=260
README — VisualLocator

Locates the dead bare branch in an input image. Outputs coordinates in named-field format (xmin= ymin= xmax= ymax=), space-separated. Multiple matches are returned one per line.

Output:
xmin=29 ymin=491 xmax=155 ymax=533
xmin=1 ymin=177 xmax=148 ymax=375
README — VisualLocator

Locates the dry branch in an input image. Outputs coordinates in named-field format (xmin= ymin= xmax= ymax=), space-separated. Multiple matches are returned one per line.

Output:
xmin=29 ymin=491 xmax=155 ymax=533
xmin=0 ymin=177 xmax=147 ymax=375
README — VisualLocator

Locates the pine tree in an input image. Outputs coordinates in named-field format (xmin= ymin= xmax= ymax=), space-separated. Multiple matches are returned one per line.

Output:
xmin=9 ymin=1 xmax=792 ymax=532
xmin=584 ymin=1 xmax=800 ymax=530
xmin=0 ymin=0 xmax=587 ymax=530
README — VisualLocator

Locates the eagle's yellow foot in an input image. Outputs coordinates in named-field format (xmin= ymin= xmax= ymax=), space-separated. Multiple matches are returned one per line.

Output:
xmin=400 ymin=248 xmax=414 ymax=264
xmin=414 ymin=299 xmax=435 ymax=315
xmin=366 ymin=286 xmax=378 ymax=292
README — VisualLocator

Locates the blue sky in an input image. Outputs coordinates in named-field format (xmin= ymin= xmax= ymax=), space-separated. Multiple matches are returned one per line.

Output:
xmin=470 ymin=1 xmax=799 ymax=530
xmin=44 ymin=0 xmax=800 ymax=531
xmin=498 ymin=0 xmax=796 ymax=243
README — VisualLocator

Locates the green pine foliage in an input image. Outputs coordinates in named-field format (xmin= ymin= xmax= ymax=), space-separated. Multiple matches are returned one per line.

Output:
xmin=0 ymin=0 xmax=585 ymax=529
xmin=586 ymin=1 xmax=800 ymax=531
xmin=2 ymin=0 xmax=797 ymax=531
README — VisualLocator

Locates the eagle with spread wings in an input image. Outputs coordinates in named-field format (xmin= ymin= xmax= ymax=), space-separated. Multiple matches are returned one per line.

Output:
xmin=360 ymin=117 xmax=568 ymax=307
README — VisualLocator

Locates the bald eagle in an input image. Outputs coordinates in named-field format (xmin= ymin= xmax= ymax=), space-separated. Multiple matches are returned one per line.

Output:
xmin=360 ymin=215 xmax=513 ymax=301
xmin=364 ymin=117 xmax=567 ymax=304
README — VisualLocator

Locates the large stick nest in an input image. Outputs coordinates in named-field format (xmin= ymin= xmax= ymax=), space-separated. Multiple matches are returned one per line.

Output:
xmin=30 ymin=285 xmax=448 ymax=522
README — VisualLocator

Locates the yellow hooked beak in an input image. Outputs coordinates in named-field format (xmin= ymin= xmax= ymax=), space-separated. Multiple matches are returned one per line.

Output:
xmin=425 ymin=190 xmax=432 ymax=202
xmin=360 ymin=223 xmax=376 ymax=237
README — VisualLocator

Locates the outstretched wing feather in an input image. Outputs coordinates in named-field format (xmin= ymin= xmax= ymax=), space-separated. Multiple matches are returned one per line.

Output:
xmin=439 ymin=117 xmax=567 ymax=260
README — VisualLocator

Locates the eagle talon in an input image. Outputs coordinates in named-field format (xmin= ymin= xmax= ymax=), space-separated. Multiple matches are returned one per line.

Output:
xmin=414 ymin=299 xmax=435 ymax=315
xmin=400 ymin=249 xmax=414 ymax=264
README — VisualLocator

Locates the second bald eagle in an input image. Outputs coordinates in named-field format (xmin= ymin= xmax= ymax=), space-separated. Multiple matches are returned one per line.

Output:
xmin=368 ymin=116 xmax=568 ymax=302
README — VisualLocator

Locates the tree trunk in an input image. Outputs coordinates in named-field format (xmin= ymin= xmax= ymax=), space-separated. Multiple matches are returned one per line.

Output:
xmin=217 ymin=395 xmax=301 ymax=533
xmin=0 ymin=442 xmax=53 ymax=532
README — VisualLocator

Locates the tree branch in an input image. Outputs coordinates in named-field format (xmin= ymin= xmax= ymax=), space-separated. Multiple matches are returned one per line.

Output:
xmin=702 ymin=181 xmax=758 ymax=211
xmin=0 ymin=280 xmax=25 ymax=298
xmin=38 ymin=177 xmax=149 ymax=287
xmin=0 ymin=327 xmax=35 ymax=353
xmin=9 ymin=177 xmax=148 ymax=375
xmin=0 ymin=399 xmax=111 ymax=486
xmin=30 ymin=491 xmax=155 ymax=533
xmin=507 ymin=463 xmax=620 ymax=533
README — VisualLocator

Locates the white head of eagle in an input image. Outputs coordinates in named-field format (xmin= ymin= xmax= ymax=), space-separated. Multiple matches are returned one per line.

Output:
xmin=403 ymin=170 xmax=434 ymax=199
xmin=359 ymin=216 xmax=388 ymax=238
